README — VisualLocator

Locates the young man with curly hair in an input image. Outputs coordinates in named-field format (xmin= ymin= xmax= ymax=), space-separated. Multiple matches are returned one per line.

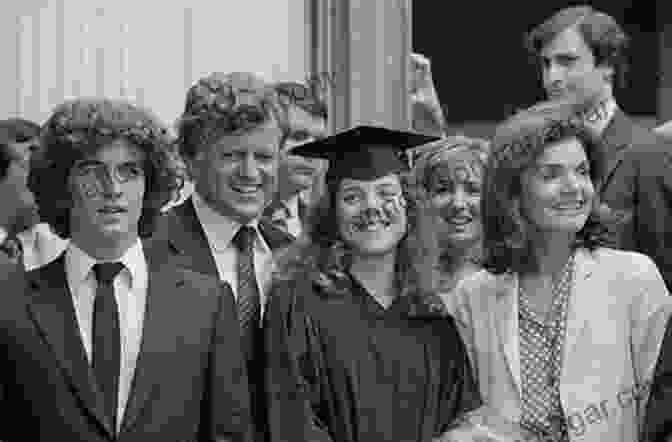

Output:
xmin=0 ymin=98 xmax=250 ymax=442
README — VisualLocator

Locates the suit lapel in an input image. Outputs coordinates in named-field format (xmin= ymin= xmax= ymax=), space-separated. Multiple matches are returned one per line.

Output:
xmin=167 ymin=198 xmax=218 ymax=276
xmin=599 ymin=110 xmax=633 ymax=193
xmin=26 ymin=256 xmax=114 ymax=436
xmin=494 ymin=273 xmax=522 ymax=396
xmin=119 ymin=257 xmax=187 ymax=433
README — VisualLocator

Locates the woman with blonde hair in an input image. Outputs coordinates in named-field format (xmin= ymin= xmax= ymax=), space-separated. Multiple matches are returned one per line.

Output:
xmin=413 ymin=135 xmax=490 ymax=292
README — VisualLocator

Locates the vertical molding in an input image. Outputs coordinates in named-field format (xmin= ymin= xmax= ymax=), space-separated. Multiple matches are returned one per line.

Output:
xmin=32 ymin=9 xmax=41 ymax=119
xmin=399 ymin=0 xmax=412 ymax=129
xmin=74 ymin=22 xmax=89 ymax=97
xmin=95 ymin=7 xmax=105 ymax=97
xmin=328 ymin=0 xmax=351 ymax=132
xmin=18 ymin=14 xmax=33 ymax=119
xmin=183 ymin=7 xmax=193 ymax=91
xmin=55 ymin=0 xmax=65 ymax=108
xmin=96 ymin=46 xmax=105 ymax=97
xmin=120 ymin=22 xmax=130 ymax=98
xmin=658 ymin=22 xmax=672 ymax=122
xmin=14 ymin=14 xmax=23 ymax=117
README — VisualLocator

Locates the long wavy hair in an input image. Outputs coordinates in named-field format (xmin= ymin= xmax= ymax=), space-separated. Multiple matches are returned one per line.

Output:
xmin=412 ymin=135 xmax=490 ymax=273
xmin=274 ymin=171 xmax=440 ymax=298
xmin=481 ymin=98 xmax=623 ymax=275
xmin=30 ymin=98 xmax=184 ymax=238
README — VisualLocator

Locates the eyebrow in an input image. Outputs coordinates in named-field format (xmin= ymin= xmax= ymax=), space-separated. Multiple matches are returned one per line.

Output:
xmin=536 ymin=159 xmax=590 ymax=169
xmin=75 ymin=159 xmax=144 ymax=167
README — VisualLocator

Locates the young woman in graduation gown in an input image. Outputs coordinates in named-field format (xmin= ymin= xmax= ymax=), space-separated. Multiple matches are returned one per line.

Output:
xmin=264 ymin=126 xmax=482 ymax=442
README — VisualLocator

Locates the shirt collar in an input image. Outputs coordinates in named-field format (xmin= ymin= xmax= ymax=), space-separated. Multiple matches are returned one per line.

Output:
xmin=192 ymin=191 xmax=269 ymax=253
xmin=66 ymin=238 xmax=146 ymax=290
xmin=584 ymin=97 xmax=617 ymax=135
xmin=283 ymin=195 xmax=300 ymax=219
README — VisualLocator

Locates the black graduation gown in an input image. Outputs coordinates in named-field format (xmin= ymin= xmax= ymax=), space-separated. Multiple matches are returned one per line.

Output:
xmin=643 ymin=316 xmax=672 ymax=442
xmin=265 ymin=271 xmax=481 ymax=442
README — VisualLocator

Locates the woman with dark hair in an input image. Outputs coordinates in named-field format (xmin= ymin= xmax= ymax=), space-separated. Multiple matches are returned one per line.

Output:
xmin=445 ymin=99 xmax=672 ymax=442
xmin=265 ymin=126 xmax=482 ymax=442
xmin=412 ymin=135 xmax=490 ymax=292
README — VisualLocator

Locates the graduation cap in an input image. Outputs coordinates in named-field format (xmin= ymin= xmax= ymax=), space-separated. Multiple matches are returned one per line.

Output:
xmin=290 ymin=125 xmax=439 ymax=181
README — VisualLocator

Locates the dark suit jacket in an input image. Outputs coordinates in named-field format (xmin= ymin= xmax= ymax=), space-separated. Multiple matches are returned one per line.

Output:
xmin=0 ymin=239 xmax=250 ymax=442
xmin=600 ymin=110 xmax=672 ymax=290
xmin=155 ymin=197 xmax=294 ymax=442
xmin=157 ymin=197 xmax=294 ymax=277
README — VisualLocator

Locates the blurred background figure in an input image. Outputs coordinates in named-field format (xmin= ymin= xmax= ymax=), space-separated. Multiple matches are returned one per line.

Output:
xmin=265 ymin=81 xmax=328 ymax=239
xmin=413 ymin=135 xmax=490 ymax=292
xmin=0 ymin=118 xmax=67 ymax=268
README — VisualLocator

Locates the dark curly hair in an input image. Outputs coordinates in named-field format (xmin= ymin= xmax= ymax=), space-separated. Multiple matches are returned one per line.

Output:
xmin=0 ymin=118 xmax=41 ymax=180
xmin=482 ymin=98 xmax=623 ymax=275
xmin=274 ymin=171 xmax=440 ymax=300
xmin=525 ymin=5 xmax=630 ymax=90
xmin=29 ymin=98 xmax=184 ymax=238
xmin=177 ymin=71 xmax=288 ymax=160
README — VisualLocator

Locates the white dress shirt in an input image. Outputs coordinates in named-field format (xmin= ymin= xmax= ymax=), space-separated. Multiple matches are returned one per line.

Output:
xmin=65 ymin=240 xmax=148 ymax=432
xmin=17 ymin=222 xmax=69 ymax=270
xmin=280 ymin=195 xmax=303 ymax=239
xmin=192 ymin=192 xmax=274 ymax=316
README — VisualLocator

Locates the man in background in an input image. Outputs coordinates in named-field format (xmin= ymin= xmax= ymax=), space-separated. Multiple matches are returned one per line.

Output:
xmin=0 ymin=118 xmax=67 ymax=268
xmin=265 ymin=81 xmax=328 ymax=238
xmin=526 ymin=5 xmax=672 ymax=289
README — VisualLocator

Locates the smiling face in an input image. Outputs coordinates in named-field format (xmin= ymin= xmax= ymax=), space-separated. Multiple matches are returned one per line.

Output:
xmin=336 ymin=174 xmax=407 ymax=257
xmin=518 ymin=136 xmax=595 ymax=239
xmin=426 ymin=149 xmax=483 ymax=251
xmin=68 ymin=138 xmax=146 ymax=246
xmin=190 ymin=119 xmax=281 ymax=223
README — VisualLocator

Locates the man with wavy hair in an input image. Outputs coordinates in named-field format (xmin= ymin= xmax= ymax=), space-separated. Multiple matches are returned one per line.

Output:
xmin=162 ymin=72 xmax=294 ymax=442
xmin=526 ymin=5 xmax=672 ymax=290
xmin=0 ymin=98 xmax=250 ymax=442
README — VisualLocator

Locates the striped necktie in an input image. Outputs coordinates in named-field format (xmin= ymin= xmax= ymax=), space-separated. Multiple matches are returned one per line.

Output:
xmin=232 ymin=225 xmax=261 ymax=361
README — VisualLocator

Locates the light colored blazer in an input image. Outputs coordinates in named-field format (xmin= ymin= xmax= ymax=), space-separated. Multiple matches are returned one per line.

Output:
xmin=444 ymin=247 xmax=672 ymax=442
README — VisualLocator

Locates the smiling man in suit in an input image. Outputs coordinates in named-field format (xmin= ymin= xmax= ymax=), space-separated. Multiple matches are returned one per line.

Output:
xmin=0 ymin=98 xmax=250 ymax=442
xmin=162 ymin=72 xmax=294 ymax=442
xmin=526 ymin=5 xmax=672 ymax=290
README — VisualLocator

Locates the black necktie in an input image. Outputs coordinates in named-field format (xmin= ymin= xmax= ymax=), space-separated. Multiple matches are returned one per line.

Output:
xmin=92 ymin=262 xmax=124 ymax=432
xmin=232 ymin=226 xmax=261 ymax=361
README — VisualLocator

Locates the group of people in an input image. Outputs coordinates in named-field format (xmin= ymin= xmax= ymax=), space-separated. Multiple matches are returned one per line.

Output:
xmin=2 ymin=4 xmax=672 ymax=442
